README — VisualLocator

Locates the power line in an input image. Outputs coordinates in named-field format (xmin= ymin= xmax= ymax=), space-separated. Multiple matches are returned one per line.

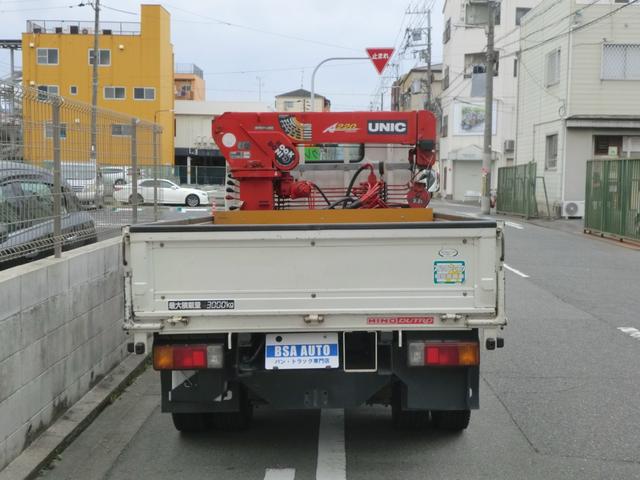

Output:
xmin=162 ymin=2 xmax=360 ymax=52
xmin=496 ymin=0 xmax=627 ymax=54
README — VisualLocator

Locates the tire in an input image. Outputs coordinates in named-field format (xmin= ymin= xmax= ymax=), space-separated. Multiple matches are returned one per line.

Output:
xmin=114 ymin=179 xmax=125 ymax=186
xmin=171 ymin=412 xmax=209 ymax=433
xmin=391 ymin=382 xmax=429 ymax=429
xmin=431 ymin=410 xmax=471 ymax=431
xmin=185 ymin=194 xmax=200 ymax=207
xmin=129 ymin=193 xmax=144 ymax=205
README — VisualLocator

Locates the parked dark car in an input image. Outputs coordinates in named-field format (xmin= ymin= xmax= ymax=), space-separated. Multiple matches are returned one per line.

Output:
xmin=0 ymin=161 xmax=97 ymax=269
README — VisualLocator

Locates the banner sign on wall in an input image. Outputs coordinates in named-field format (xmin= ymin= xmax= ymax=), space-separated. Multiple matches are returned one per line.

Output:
xmin=453 ymin=100 xmax=497 ymax=136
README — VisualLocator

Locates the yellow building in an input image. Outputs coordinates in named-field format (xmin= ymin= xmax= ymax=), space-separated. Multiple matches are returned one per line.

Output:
xmin=21 ymin=4 xmax=174 ymax=165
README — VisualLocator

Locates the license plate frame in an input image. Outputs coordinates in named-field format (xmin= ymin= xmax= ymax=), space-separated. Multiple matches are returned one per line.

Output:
xmin=265 ymin=332 xmax=339 ymax=370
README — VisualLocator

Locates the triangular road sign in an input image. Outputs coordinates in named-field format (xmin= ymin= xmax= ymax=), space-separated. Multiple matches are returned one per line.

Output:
xmin=366 ymin=48 xmax=395 ymax=74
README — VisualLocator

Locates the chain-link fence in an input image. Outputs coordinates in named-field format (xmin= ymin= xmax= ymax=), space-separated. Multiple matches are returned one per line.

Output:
xmin=0 ymin=80 xmax=207 ymax=267
xmin=585 ymin=159 xmax=640 ymax=242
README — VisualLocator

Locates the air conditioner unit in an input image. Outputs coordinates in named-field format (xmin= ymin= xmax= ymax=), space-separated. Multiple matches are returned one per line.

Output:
xmin=562 ymin=200 xmax=585 ymax=218
xmin=504 ymin=139 xmax=515 ymax=152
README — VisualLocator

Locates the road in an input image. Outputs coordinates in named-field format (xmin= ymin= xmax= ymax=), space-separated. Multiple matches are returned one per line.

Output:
xmin=40 ymin=202 xmax=640 ymax=480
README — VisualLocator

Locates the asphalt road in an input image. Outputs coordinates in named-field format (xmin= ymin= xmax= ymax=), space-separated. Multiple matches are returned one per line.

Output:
xmin=41 ymin=202 xmax=640 ymax=480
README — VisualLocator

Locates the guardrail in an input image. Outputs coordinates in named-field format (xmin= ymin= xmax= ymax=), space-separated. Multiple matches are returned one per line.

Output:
xmin=585 ymin=159 xmax=640 ymax=242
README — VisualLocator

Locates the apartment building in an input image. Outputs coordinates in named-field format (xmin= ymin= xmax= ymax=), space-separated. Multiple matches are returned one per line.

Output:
xmin=392 ymin=64 xmax=443 ymax=112
xmin=275 ymin=89 xmax=331 ymax=112
xmin=439 ymin=0 xmax=539 ymax=201
xmin=21 ymin=4 xmax=174 ymax=164
xmin=516 ymin=0 xmax=640 ymax=216
xmin=174 ymin=63 xmax=205 ymax=101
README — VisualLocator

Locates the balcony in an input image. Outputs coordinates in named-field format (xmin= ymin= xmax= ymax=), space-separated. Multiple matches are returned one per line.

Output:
xmin=26 ymin=20 xmax=141 ymax=35
xmin=175 ymin=63 xmax=204 ymax=79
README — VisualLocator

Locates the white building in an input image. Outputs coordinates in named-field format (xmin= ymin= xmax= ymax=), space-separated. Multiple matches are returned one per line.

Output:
xmin=439 ymin=0 xmax=538 ymax=201
xmin=516 ymin=0 xmax=640 ymax=217
xmin=174 ymin=100 xmax=270 ymax=182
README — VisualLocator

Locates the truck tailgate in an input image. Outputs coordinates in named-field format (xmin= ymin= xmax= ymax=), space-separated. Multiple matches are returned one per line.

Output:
xmin=124 ymin=221 xmax=504 ymax=333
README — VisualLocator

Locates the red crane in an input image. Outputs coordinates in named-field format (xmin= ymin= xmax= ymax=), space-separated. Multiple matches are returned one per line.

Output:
xmin=212 ymin=111 xmax=437 ymax=210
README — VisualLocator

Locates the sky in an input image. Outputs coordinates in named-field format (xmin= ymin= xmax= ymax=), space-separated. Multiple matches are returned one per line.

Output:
xmin=0 ymin=0 xmax=444 ymax=111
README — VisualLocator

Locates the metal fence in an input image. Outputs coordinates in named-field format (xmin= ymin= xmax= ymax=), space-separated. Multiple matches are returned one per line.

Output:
xmin=585 ymin=159 xmax=640 ymax=242
xmin=0 ymin=81 xmax=176 ymax=266
xmin=496 ymin=162 xmax=538 ymax=218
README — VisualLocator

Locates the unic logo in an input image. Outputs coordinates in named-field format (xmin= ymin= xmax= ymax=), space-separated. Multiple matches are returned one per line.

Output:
xmin=367 ymin=120 xmax=408 ymax=134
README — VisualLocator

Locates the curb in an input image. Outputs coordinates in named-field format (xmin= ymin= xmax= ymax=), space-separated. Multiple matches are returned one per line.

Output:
xmin=0 ymin=354 xmax=149 ymax=480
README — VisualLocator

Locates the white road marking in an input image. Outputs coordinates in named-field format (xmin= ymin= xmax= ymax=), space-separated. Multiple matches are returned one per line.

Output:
xmin=455 ymin=211 xmax=480 ymax=218
xmin=505 ymin=221 xmax=524 ymax=230
xmin=264 ymin=468 xmax=296 ymax=480
xmin=504 ymin=263 xmax=530 ymax=278
xmin=316 ymin=409 xmax=346 ymax=480
xmin=617 ymin=327 xmax=640 ymax=340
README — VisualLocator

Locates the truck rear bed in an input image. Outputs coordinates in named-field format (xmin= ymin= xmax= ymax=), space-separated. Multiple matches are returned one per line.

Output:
xmin=124 ymin=218 xmax=505 ymax=337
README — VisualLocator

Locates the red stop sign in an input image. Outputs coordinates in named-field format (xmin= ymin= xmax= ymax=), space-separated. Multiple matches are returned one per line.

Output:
xmin=366 ymin=48 xmax=395 ymax=74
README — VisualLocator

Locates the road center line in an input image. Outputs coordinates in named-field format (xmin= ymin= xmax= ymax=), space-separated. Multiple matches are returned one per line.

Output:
xmin=617 ymin=327 xmax=640 ymax=339
xmin=504 ymin=263 xmax=530 ymax=278
xmin=316 ymin=409 xmax=346 ymax=480
xmin=505 ymin=221 xmax=524 ymax=230
xmin=264 ymin=468 xmax=296 ymax=480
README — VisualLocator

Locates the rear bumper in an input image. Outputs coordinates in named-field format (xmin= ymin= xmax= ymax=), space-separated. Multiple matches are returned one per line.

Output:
xmin=156 ymin=330 xmax=480 ymax=413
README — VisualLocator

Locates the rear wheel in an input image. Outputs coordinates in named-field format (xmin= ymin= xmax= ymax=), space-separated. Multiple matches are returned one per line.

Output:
xmin=129 ymin=193 xmax=144 ymax=205
xmin=171 ymin=412 xmax=209 ymax=433
xmin=391 ymin=382 xmax=429 ymax=429
xmin=114 ymin=178 xmax=125 ymax=186
xmin=185 ymin=194 xmax=200 ymax=207
xmin=431 ymin=410 xmax=470 ymax=431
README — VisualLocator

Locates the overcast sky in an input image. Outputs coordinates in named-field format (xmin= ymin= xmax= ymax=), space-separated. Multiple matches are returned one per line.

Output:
xmin=0 ymin=0 xmax=443 ymax=111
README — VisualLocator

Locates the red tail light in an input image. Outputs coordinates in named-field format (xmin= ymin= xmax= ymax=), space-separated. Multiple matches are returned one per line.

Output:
xmin=408 ymin=341 xmax=479 ymax=367
xmin=153 ymin=344 xmax=223 ymax=370
xmin=173 ymin=346 xmax=207 ymax=369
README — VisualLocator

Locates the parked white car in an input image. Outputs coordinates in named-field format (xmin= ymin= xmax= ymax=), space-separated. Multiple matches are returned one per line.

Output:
xmin=113 ymin=179 xmax=209 ymax=207
xmin=100 ymin=166 xmax=144 ymax=187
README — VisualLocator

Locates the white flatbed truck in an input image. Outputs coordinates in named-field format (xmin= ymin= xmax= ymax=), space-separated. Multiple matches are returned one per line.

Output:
xmin=123 ymin=211 xmax=506 ymax=432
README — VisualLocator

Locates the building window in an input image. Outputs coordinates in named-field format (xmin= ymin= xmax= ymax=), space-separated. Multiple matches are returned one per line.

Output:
xmin=464 ymin=52 xmax=499 ymax=77
xmin=88 ymin=49 xmax=111 ymax=66
xmin=133 ymin=87 xmax=155 ymax=100
xmin=104 ymin=86 xmax=125 ymax=100
xmin=465 ymin=3 xmax=500 ymax=26
xmin=545 ymin=49 xmax=561 ymax=87
xmin=37 ymin=48 xmax=58 ymax=65
xmin=593 ymin=135 xmax=623 ymax=156
xmin=284 ymin=100 xmax=295 ymax=109
xmin=44 ymin=122 xmax=67 ymax=139
xmin=515 ymin=8 xmax=531 ymax=26
xmin=602 ymin=44 xmax=640 ymax=80
xmin=443 ymin=66 xmax=449 ymax=90
xmin=111 ymin=124 xmax=132 ymax=136
xmin=441 ymin=115 xmax=448 ymax=138
xmin=37 ymin=85 xmax=59 ymax=100
xmin=69 ymin=85 xmax=78 ymax=95
xmin=443 ymin=18 xmax=451 ymax=44
xmin=545 ymin=134 xmax=558 ymax=169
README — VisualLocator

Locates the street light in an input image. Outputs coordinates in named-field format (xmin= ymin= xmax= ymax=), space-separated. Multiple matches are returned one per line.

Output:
xmin=152 ymin=109 xmax=173 ymax=221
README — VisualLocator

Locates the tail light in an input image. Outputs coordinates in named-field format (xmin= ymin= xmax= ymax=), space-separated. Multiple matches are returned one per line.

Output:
xmin=407 ymin=341 xmax=479 ymax=367
xmin=153 ymin=344 xmax=224 ymax=370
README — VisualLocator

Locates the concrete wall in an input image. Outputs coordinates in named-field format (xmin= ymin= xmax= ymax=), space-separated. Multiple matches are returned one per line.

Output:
xmin=0 ymin=238 xmax=127 ymax=471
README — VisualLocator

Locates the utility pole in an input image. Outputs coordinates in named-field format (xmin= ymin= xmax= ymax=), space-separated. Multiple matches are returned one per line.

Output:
xmin=426 ymin=9 xmax=432 ymax=110
xmin=90 ymin=0 xmax=100 ymax=164
xmin=256 ymin=76 xmax=264 ymax=102
xmin=481 ymin=0 xmax=495 ymax=214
